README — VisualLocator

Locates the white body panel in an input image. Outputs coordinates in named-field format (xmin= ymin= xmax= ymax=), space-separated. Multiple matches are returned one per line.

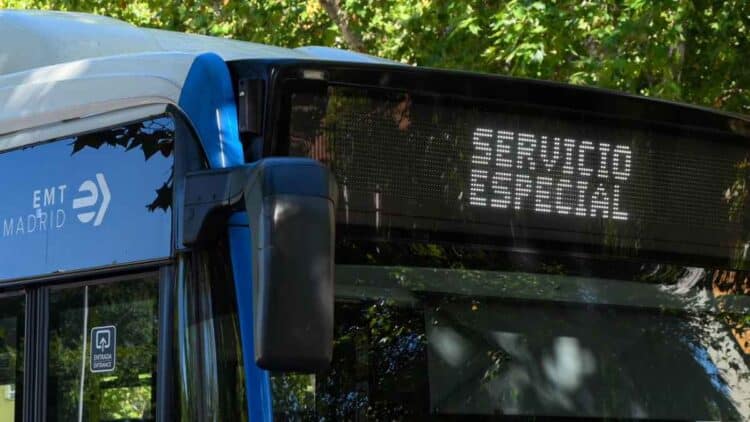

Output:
xmin=0 ymin=10 xmax=311 ymax=76
xmin=0 ymin=10 xmax=395 ymax=151
xmin=0 ymin=53 xmax=194 ymax=151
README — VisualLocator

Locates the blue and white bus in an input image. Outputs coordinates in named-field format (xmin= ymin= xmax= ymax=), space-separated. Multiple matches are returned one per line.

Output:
xmin=1 ymin=10 xmax=750 ymax=421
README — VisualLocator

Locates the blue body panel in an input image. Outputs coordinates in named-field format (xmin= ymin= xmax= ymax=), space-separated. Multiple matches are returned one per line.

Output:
xmin=0 ymin=117 xmax=173 ymax=281
xmin=178 ymin=53 xmax=244 ymax=169
xmin=179 ymin=53 xmax=272 ymax=422
xmin=229 ymin=213 xmax=273 ymax=422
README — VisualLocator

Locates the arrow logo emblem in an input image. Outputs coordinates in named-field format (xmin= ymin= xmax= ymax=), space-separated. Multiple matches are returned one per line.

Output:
xmin=72 ymin=173 xmax=111 ymax=226
xmin=95 ymin=330 xmax=110 ymax=350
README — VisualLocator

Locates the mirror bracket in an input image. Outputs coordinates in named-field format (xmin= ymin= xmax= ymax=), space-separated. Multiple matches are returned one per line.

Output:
xmin=182 ymin=166 xmax=248 ymax=246
xmin=182 ymin=158 xmax=337 ymax=246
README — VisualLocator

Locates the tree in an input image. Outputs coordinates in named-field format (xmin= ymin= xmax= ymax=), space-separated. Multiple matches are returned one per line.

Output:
xmin=1 ymin=1 xmax=746 ymax=113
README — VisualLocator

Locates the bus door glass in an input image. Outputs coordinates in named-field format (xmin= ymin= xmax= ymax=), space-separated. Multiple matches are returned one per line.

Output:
xmin=0 ymin=294 xmax=24 ymax=422
xmin=46 ymin=274 xmax=159 ymax=421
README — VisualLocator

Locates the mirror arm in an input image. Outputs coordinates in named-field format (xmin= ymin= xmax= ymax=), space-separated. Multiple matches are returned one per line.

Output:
xmin=182 ymin=159 xmax=337 ymax=247
xmin=182 ymin=166 xmax=251 ymax=246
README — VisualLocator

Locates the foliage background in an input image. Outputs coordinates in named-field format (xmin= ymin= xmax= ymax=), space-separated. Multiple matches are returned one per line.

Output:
xmin=1 ymin=2 xmax=748 ymax=418
xmin=1 ymin=0 xmax=747 ymax=114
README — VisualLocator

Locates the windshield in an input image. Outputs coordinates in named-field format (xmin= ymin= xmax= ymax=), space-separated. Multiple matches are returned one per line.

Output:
xmin=271 ymin=75 xmax=750 ymax=420
xmin=272 ymin=242 xmax=750 ymax=420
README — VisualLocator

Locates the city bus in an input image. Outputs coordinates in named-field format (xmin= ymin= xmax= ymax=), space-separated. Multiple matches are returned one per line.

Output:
xmin=1 ymin=9 xmax=750 ymax=421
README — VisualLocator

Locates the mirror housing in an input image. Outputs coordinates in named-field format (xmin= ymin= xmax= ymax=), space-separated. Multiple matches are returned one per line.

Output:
xmin=182 ymin=158 xmax=337 ymax=372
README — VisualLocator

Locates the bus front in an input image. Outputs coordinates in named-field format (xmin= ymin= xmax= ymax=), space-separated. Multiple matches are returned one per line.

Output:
xmin=237 ymin=61 xmax=750 ymax=420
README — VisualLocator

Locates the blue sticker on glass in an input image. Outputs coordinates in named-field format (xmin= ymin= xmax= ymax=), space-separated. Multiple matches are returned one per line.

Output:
xmin=0 ymin=117 xmax=174 ymax=281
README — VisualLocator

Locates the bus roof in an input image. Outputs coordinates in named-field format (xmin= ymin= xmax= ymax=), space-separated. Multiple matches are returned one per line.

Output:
xmin=0 ymin=10 xmax=394 ymax=75
xmin=0 ymin=10 xmax=396 ymax=152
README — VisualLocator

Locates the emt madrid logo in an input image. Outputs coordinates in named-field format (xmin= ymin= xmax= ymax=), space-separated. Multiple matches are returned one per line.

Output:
xmin=2 ymin=173 xmax=111 ymax=238
xmin=72 ymin=173 xmax=111 ymax=226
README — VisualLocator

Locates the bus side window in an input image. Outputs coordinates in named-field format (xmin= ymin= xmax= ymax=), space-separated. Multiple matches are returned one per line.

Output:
xmin=46 ymin=275 xmax=159 ymax=421
xmin=0 ymin=295 xmax=25 ymax=422
xmin=176 ymin=233 xmax=248 ymax=421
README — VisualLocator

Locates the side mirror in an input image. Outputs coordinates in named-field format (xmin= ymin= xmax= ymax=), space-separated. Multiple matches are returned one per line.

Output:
xmin=182 ymin=158 xmax=337 ymax=372
xmin=244 ymin=160 xmax=336 ymax=371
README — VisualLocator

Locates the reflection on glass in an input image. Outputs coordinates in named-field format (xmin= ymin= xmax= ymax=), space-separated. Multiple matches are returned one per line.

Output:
xmin=70 ymin=116 xmax=175 ymax=212
xmin=47 ymin=276 xmax=158 ymax=421
xmin=274 ymin=257 xmax=750 ymax=420
xmin=725 ymin=157 xmax=750 ymax=269
xmin=178 ymin=237 xmax=249 ymax=421
xmin=0 ymin=116 xmax=174 ymax=281
xmin=0 ymin=295 xmax=24 ymax=422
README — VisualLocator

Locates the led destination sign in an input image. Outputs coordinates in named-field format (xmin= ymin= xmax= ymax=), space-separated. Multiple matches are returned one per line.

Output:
xmin=288 ymin=86 xmax=750 ymax=262
xmin=468 ymin=128 xmax=631 ymax=221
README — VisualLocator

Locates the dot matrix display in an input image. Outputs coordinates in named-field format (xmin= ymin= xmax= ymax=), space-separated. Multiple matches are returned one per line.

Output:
xmin=287 ymin=86 xmax=750 ymax=263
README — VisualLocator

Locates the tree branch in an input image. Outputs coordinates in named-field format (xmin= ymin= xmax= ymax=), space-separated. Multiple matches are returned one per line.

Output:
xmin=319 ymin=0 xmax=366 ymax=52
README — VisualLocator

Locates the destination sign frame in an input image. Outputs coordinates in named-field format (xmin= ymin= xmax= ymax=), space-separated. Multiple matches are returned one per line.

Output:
xmin=284 ymin=81 xmax=750 ymax=265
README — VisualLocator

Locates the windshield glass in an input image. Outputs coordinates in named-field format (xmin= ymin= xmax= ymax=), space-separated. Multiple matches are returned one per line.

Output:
xmin=272 ymin=76 xmax=750 ymax=420
xmin=273 ymin=244 xmax=750 ymax=420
